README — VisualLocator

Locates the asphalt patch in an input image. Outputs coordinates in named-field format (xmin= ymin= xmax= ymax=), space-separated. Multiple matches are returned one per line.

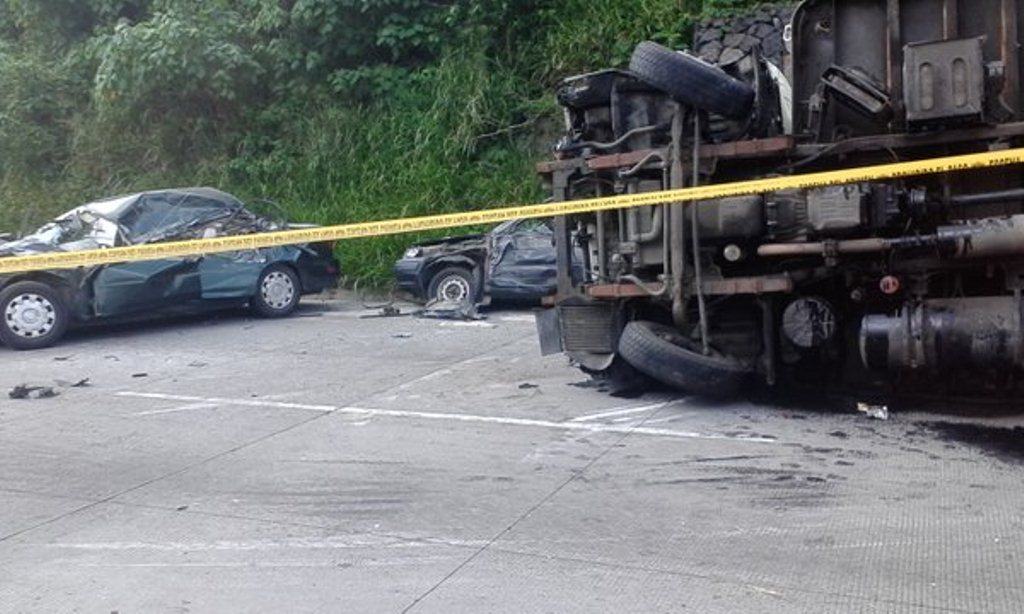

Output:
xmin=922 ymin=421 xmax=1024 ymax=464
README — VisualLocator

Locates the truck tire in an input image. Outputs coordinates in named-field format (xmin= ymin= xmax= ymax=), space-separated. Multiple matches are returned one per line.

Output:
xmin=618 ymin=320 xmax=749 ymax=397
xmin=629 ymin=41 xmax=755 ymax=119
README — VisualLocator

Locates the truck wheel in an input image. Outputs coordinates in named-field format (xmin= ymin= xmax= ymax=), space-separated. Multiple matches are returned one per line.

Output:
xmin=629 ymin=41 xmax=755 ymax=119
xmin=0 ymin=281 xmax=70 ymax=350
xmin=427 ymin=267 xmax=476 ymax=303
xmin=618 ymin=320 xmax=750 ymax=397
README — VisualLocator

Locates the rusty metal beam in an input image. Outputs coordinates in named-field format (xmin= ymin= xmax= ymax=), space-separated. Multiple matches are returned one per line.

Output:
xmin=701 ymin=136 xmax=795 ymax=159
xmin=541 ymin=136 xmax=797 ymax=176
xmin=535 ymin=158 xmax=585 ymax=174
xmin=587 ymin=149 xmax=670 ymax=171
xmin=585 ymin=283 xmax=666 ymax=299
xmin=701 ymin=276 xmax=794 ymax=296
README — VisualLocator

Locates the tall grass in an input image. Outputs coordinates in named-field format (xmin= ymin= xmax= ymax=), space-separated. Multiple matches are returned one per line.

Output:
xmin=219 ymin=50 xmax=549 ymax=285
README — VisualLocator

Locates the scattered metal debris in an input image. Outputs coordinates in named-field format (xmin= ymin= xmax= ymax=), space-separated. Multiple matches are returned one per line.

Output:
xmin=392 ymin=333 xmax=413 ymax=339
xmin=416 ymin=299 xmax=486 ymax=321
xmin=131 ymin=372 xmax=148 ymax=378
xmin=9 ymin=385 xmax=58 ymax=400
xmin=360 ymin=304 xmax=408 ymax=319
xmin=54 ymin=378 xmax=90 ymax=388
xmin=9 ymin=377 xmax=92 ymax=399
xmin=857 ymin=402 xmax=890 ymax=420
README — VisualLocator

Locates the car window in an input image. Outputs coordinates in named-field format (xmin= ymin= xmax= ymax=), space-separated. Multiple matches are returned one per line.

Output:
xmin=493 ymin=218 xmax=553 ymax=236
xmin=516 ymin=218 xmax=553 ymax=234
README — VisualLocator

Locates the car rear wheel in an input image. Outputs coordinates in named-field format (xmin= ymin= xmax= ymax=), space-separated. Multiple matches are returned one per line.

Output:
xmin=427 ymin=267 xmax=476 ymax=303
xmin=252 ymin=265 xmax=300 ymax=318
xmin=629 ymin=40 xmax=755 ymax=119
xmin=618 ymin=320 xmax=750 ymax=397
xmin=0 ymin=281 xmax=69 ymax=350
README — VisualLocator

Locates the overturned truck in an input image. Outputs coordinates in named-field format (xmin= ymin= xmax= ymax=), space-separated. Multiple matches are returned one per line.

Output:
xmin=536 ymin=0 xmax=1024 ymax=397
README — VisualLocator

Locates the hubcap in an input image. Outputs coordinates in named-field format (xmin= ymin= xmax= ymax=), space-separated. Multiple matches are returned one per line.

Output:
xmin=437 ymin=276 xmax=470 ymax=302
xmin=5 ymin=293 xmax=57 ymax=338
xmin=262 ymin=271 xmax=295 ymax=310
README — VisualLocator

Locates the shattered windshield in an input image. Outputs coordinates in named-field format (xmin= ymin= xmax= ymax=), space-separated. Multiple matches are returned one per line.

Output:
xmin=117 ymin=189 xmax=253 ymax=244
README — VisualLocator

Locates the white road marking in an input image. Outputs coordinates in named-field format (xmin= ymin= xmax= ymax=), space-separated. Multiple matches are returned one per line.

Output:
xmin=48 ymin=536 xmax=484 ymax=551
xmin=116 ymin=392 xmax=775 ymax=444
xmin=497 ymin=314 xmax=536 ymax=323
xmin=436 ymin=321 xmax=496 ymax=328
xmin=75 ymin=560 xmax=453 ymax=568
xmin=134 ymin=401 xmax=220 ymax=417
xmin=119 ymin=392 xmax=335 ymax=413
xmin=568 ymin=401 xmax=677 ymax=423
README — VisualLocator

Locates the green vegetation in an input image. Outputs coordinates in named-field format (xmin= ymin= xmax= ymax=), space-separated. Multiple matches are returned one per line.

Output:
xmin=0 ymin=0 xmax=765 ymax=285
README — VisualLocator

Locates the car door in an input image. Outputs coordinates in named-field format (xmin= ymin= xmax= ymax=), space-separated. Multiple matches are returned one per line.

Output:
xmin=485 ymin=219 xmax=558 ymax=300
xmin=196 ymin=249 xmax=268 ymax=300
xmin=91 ymin=258 xmax=202 ymax=317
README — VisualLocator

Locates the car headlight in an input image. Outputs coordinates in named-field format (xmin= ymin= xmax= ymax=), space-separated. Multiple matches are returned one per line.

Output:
xmin=403 ymin=247 xmax=423 ymax=259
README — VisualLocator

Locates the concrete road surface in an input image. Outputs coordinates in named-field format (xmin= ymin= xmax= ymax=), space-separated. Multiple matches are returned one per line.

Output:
xmin=1 ymin=293 xmax=1022 ymax=613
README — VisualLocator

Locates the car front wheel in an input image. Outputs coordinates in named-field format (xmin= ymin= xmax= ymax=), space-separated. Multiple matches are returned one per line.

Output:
xmin=252 ymin=265 xmax=301 ymax=318
xmin=0 ymin=281 xmax=70 ymax=350
xmin=427 ymin=267 xmax=477 ymax=303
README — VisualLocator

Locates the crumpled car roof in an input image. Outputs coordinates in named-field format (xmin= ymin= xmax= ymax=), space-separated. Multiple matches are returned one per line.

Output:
xmin=0 ymin=187 xmax=272 ymax=257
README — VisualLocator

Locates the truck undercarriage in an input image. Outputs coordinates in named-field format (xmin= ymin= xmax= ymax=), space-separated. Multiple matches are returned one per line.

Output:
xmin=537 ymin=0 xmax=1024 ymax=397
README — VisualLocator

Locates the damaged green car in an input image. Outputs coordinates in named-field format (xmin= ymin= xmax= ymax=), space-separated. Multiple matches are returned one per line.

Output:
xmin=0 ymin=188 xmax=339 ymax=350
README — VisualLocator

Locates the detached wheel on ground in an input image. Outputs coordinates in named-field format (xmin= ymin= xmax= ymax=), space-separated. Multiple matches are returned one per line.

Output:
xmin=0 ymin=281 xmax=69 ymax=350
xmin=252 ymin=265 xmax=301 ymax=317
xmin=629 ymin=40 xmax=755 ymax=119
xmin=427 ymin=267 xmax=477 ymax=303
xmin=618 ymin=320 xmax=750 ymax=397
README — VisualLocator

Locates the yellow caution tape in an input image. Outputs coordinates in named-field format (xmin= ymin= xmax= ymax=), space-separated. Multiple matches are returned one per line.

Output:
xmin=2 ymin=148 xmax=1023 ymax=275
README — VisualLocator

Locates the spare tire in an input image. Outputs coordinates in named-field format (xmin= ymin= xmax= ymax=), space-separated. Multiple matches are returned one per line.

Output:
xmin=629 ymin=41 xmax=755 ymax=119
xmin=618 ymin=320 xmax=750 ymax=397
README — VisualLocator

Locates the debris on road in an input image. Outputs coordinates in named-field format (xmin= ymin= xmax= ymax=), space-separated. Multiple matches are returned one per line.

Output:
xmin=392 ymin=332 xmax=413 ymax=339
xmin=378 ymin=305 xmax=402 ymax=317
xmin=416 ymin=299 xmax=486 ymax=321
xmin=518 ymin=382 xmax=539 ymax=390
xmin=9 ymin=385 xmax=58 ymax=400
xmin=54 ymin=378 xmax=90 ymax=388
xmin=857 ymin=402 xmax=890 ymax=420
xmin=131 ymin=372 xmax=148 ymax=378
xmin=360 ymin=304 xmax=408 ymax=319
